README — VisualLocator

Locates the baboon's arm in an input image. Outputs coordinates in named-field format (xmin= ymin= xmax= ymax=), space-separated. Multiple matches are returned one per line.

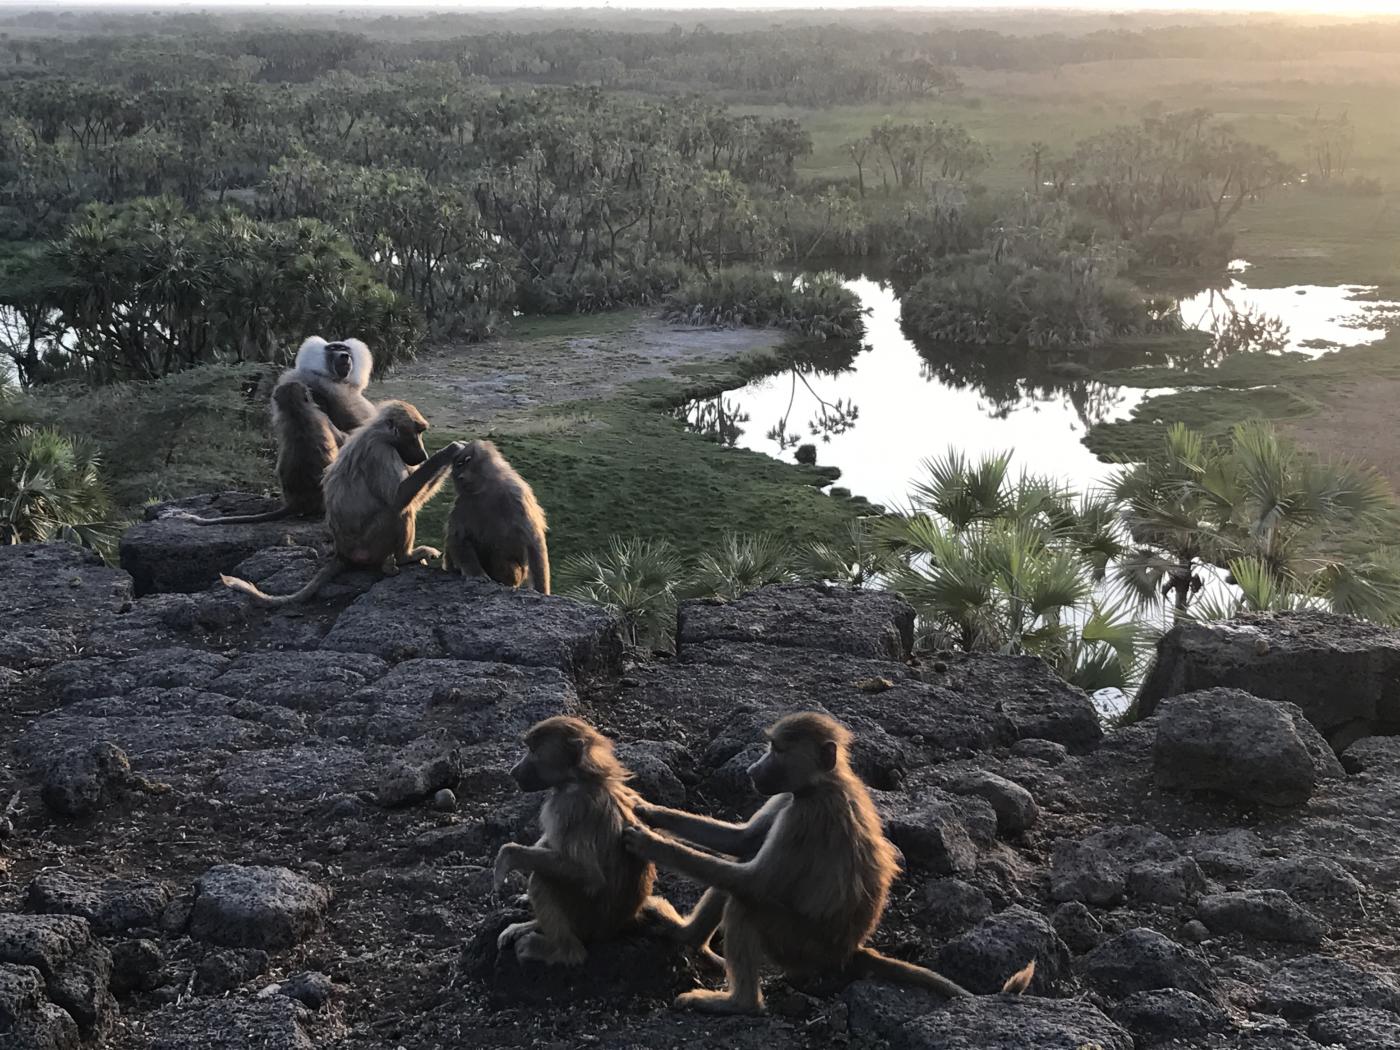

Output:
xmin=623 ymin=826 xmax=759 ymax=898
xmin=394 ymin=442 xmax=461 ymax=510
xmin=499 ymin=843 xmax=607 ymax=894
xmin=636 ymin=795 xmax=785 ymax=858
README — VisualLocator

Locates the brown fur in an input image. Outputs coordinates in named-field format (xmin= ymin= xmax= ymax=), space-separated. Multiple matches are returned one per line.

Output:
xmin=276 ymin=335 xmax=376 ymax=433
xmin=443 ymin=439 xmax=551 ymax=594
xmin=181 ymin=380 xmax=343 ymax=526
xmin=626 ymin=712 xmax=1035 ymax=1013
xmin=493 ymin=717 xmax=681 ymax=965
xmin=219 ymin=401 xmax=464 ymax=605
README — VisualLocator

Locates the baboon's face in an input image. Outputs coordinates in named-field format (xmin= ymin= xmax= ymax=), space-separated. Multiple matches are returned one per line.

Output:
xmin=385 ymin=413 xmax=429 ymax=465
xmin=748 ymin=733 xmax=837 ymax=795
xmin=451 ymin=440 xmax=490 ymax=484
xmin=510 ymin=733 xmax=576 ymax=792
xmin=323 ymin=344 xmax=354 ymax=381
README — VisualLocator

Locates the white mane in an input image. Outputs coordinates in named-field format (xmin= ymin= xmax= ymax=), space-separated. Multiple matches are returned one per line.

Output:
xmin=293 ymin=335 xmax=373 ymax=393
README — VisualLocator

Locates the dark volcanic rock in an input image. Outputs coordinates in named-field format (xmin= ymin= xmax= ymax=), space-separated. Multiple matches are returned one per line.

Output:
xmin=1139 ymin=610 xmax=1400 ymax=739
xmin=1127 ymin=856 xmax=1207 ymax=905
xmin=120 ymin=495 xmax=330 ymax=595
xmin=677 ymin=583 xmax=915 ymax=660
xmin=320 ymin=571 xmax=624 ymax=678
xmin=1083 ymin=928 xmax=1220 ymax=1003
xmin=1110 ymin=989 xmax=1227 ymax=1044
xmin=614 ymin=741 xmax=688 ymax=806
xmin=377 ymin=735 xmax=463 ymax=807
xmin=949 ymin=770 xmax=1038 ymax=834
xmin=1308 ymin=1006 xmax=1400 ymax=1050
xmin=1153 ymin=688 xmax=1344 ymax=806
xmin=844 ymin=979 xmax=949 ymax=1041
xmin=1258 ymin=955 xmax=1400 ymax=1018
xmin=0 ymin=914 xmax=115 ymax=1037
xmin=25 ymin=871 xmax=172 ymax=934
xmin=1050 ymin=902 xmax=1103 ymax=954
xmin=194 ymin=947 xmax=269 ymax=994
xmin=0 ymin=961 xmax=80 ymax=1050
xmin=876 ymin=788 xmax=988 ymax=874
xmin=895 ymin=995 xmax=1132 ymax=1050
xmin=39 ymin=647 xmax=231 ymax=704
xmin=210 ymin=650 xmax=388 ymax=713
xmin=1049 ymin=825 xmax=1178 ymax=905
xmin=925 ymin=652 xmax=1104 ymax=751
xmin=144 ymin=997 xmax=313 ymax=1050
xmin=188 ymin=865 xmax=330 ymax=951
xmin=266 ymin=971 xmax=335 ymax=1010
xmin=465 ymin=908 xmax=693 ymax=1004
xmin=38 ymin=741 xmax=168 ymax=818
xmin=1197 ymin=889 xmax=1328 ymax=944
xmin=920 ymin=879 xmax=992 ymax=935
xmin=109 ymin=939 xmax=165 ymax=995
xmin=932 ymin=906 xmax=1074 ymax=996
xmin=0 ymin=542 xmax=134 ymax=671
xmin=1246 ymin=855 xmax=1366 ymax=910
xmin=212 ymin=744 xmax=371 ymax=804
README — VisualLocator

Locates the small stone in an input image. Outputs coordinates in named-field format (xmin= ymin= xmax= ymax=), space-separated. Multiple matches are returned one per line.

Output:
xmin=933 ymin=906 xmax=1074 ymax=997
xmin=263 ymin=970 xmax=334 ymax=1010
xmin=194 ymin=948 xmax=269 ymax=995
xmin=110 ymin=939 xmax=166 ymax=995
xmin=920 ymin=878 xmax=992 ymax=935
xmin=1180 ymin=920 xmax=1210 ymax=944
xmin=1083 ymin=928 xmax=1220 ymax=1003
xmin=39 ymin=742 xmax=168 ymax=818
xmin=432 ymin=789 xmax=457 ymax=812
xmin=1111 ymin=988 xmax=1227 ymax=1044
xmin=950 ymin=771 xmax=1038 ymax=835
xmin=1010 ymin=738 xmax=1068 ymax=765
xmin=1127 ymin=857 xmax=1207 ymax=906
xmin=377 ymin=736 xmax=463 ymax=808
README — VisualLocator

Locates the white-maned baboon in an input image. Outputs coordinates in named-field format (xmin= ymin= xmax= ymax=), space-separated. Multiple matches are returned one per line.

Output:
xmin=443 ymin=440 xmax=550 ymax=594
xmin=493 ymin=717 xmax=683 ymax=965
xmin=276 ymin=336 xmax=376 ymax=433
xmin=625 ymin=712 xmax=1035 ymax=1013
xmin=180 ymin=380 xmax=344 ymax=526
xmin=219 ymin=400 xmax=463 ymax=606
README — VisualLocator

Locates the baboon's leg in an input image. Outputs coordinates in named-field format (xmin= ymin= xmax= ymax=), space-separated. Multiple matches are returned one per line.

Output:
xmin=514 ymin=929 xmax=587 ymax=966
xmin=450 ymin=541 xmax=485 ymax=577
xmin=398 ymin=545 xmax=440 ymax=565
xmin=675 ymin=900 xmax=764 ymax=1014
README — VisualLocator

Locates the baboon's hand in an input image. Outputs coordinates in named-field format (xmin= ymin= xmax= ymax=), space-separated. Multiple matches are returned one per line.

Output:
xmin=632 ymin=802 xmax=662 ymax=825
xmin=622 ymin=824 xmax=666 ymax=861
xmin=492 ymin=845 xmax=518 ymax=892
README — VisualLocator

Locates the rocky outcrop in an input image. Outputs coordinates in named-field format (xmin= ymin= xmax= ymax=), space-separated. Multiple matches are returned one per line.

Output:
xmin=4 ymin=522 xmax=1400 ymax=1050
xmin=1139 ymin=611 xmax=1400 ymax=744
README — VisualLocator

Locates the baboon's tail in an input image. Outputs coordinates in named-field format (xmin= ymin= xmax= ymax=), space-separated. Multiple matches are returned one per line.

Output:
xmin=850 ymin=948 xmax=972 ymax=999
xmin=852 ymin=948 xmax=1035 ymax=997
xmin=178 ymin=505 xmax=292 ymax=526
xmin=528 ymin=541 xmax=551 ymax=595
xmin=220 ymin=558 xmax=343 ymax=607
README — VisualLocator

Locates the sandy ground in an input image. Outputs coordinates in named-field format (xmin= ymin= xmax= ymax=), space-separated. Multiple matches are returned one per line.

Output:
xmin=375 ymin=315 xmax=783 ymax=432
xmin=1286 ymin=377 xmax=1400 ymax=493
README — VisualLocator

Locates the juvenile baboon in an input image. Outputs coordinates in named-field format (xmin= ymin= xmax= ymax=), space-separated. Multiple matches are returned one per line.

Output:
xmin=493 ymin=717 xmax=683 ymax=965
xmin=443 ymin=440 xmax=550 ymax=594
xmin=625 ymin=712 xmax=1035 ymax=1014
xmin=219 ymin=400 xmax=464 ymax=605
xmin=180 ymin=380 xmax=344 ymax=526
xmin=275 ymin=336 xmax=376 ymax=433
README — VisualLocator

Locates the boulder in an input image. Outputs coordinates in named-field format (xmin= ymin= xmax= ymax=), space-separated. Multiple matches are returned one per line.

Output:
xmin=1246 ymin=856 xmax=1366 ymax=910
xmin=0 ymin=914 xmax=114 ymax=1037
xmin=1049 ymin=825 xmax=1178 ymax=905
xmin=120 ymin=495 xmax=330 ymax=595
xmin=678 ymin=583 xmax=915 ymax=660
xmin=1197 ymin=889 xmax=1328 ymax=944
xmin=376 ymin=735 xmax=463 ymax=807
xmin=924 ymin=653 xmax=1103 ymax=751
xmin=1153 ymin=689 xmax=1343 ymax=806
xmin=109 ymin=939 xmax=165 ymax=995
xmin=876 ymin=789 xmax=986 ymax=874
xmin=0 ymin=543 xmax=135 ymax=672
xmin=1126 ymin=856 xmax=1207 ymax=905
xmin=0 ymin=961 xmax=81 ymax=1050
xmin=263 ymin=971 xmax=335 ymax=1010
xmin=37 ymin=741 xmax=170 ymax=818
xmin=210 ymin=651 xmax=388 ymax=714
xmin=188 ymin=865 xmax=330 ymax=951
xmin=1110 ymin=989 xmax=1227 ymax=1045
xmin=949 ymin=771 xmax=1038 ymax=835
xmin=25 ymin=871 xmax=172 ymax=934
xmin=1050 ymin=902 xmax=1103 ymax=954
xmin=931 ymin=906 xmax=1074 ymax=997
xmin=1308 ymin=1006 xmax=1400 ymax=1050
xmin=194 ymin=947 xmax=269 ymax=995
xmin=39 ymin=648 xmax=232 ymax=704
xmin=919 ymin=879 xmax=992 ymax=935
xmin=1258 ymin=955 xmax=1400 ymax=1018
xmin=614 ymin=741 xmax=688 ymax=807
xmin=1139 ymin=611 xmax=1400 ymax=740
xmin=320 ymin=571 xmax=624 ymax=678
xmin=895 ymin=995 xmax=1132 ymax=1050
xmin=1082 ymin=928 xmax=1220 ymax=1003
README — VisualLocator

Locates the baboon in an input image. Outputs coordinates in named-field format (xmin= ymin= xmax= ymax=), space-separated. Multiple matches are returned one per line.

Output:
xmin=219 ymin=400 xmax=464 ymax=606
xmin=179 ymin=380 xmax=344 ymax=526
xmin=276 ymin=336 xmax=376 ymax=433
xmin=625 ymin=712 xmax=1035 ymax=1014
xmin=443 ymin=440 xmax=550 ymax=594
xmin=493 ymin=717 xmax=683 ymax=965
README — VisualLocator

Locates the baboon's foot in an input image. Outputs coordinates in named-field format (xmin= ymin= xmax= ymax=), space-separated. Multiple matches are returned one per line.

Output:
xmin=497 ymin=920 xmax=535 ymax=950
xmin=515 ymin=930 xmax=587 ymax=967
xmin=399 ymin=545 xmax=440 ymax=565
xmin=674 ymin=989 xmax=762 ymax=1015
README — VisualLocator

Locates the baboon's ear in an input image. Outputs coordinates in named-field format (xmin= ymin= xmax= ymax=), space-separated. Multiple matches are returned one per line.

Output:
xmin=819 ymin=740 xmax=838 ymax=772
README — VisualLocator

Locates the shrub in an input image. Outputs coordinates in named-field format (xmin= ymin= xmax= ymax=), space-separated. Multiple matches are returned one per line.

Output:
xmin=665 ymin=268 xmax=865 ymax=340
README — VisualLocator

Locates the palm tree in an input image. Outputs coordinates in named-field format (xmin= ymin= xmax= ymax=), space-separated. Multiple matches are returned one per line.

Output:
xmin=0 ymin=407 xmax=115 ymax=553
xmin=558 ymin=536 xmax=691 ymax=650
xmin=693 ymin=531 xmax=796 ymax=601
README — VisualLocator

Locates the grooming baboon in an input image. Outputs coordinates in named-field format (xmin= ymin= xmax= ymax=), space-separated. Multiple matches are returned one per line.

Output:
xmin=443 ymin=440 xmax=550 ymax=594
xmin=275 ymin=335 xmax=376 ymax=433
xmin=493 ymin=717 xmax=683 ymax=965
xmin=219 ymin=400 xmax=464 ymax=606
xmin=179 ymin=380 xmax=344 ymax=526
xmin=625 ymin=712 xmax=1035 ymax=1014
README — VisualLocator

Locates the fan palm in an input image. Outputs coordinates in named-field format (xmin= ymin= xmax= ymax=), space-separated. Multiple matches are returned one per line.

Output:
xmin=558 ymin=535 xmax=691 ymax=649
